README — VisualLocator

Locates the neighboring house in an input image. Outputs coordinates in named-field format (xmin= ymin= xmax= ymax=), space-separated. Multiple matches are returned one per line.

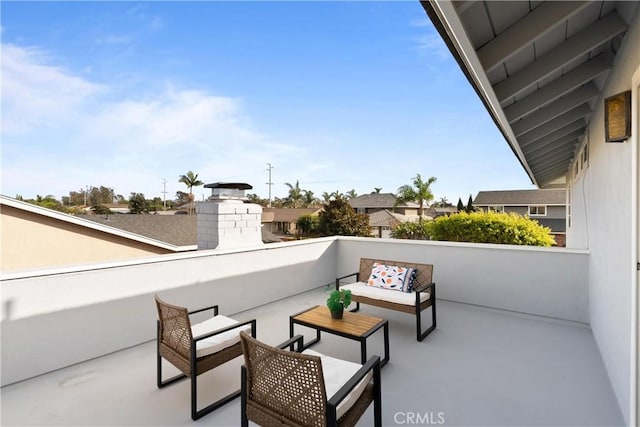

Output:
xmin=349 ymin=193 xmax=434 ymax=238
xmin=348 ymin=193 xmax=424 ymax=216
xmin=0 ymin=196 xmax=190 ymax=272
xmin=425 ymin=206 xmax=458 ymax=218
xmin=425 ymin=2 xmax=639 ymax=423
xmin=261 ymin=208 xmax=321 ymax=235
xmin=1 ymin=196 xmax=282 ymax=272
xmin=78 ymin=214 xmax=199 ymax=247
xmin=473 ymin=189 xmax=567 ymax=246
xmin=368 ymin=209 xmax=419 ymax=238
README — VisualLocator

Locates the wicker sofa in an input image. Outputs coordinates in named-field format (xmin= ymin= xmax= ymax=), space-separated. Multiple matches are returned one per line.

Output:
xmin=335 ymin=258 xmax=436 ymax=341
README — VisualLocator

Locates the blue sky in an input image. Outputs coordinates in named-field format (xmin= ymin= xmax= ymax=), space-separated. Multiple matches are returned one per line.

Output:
xmin=1 ymin=1 xmax=534 ymax=204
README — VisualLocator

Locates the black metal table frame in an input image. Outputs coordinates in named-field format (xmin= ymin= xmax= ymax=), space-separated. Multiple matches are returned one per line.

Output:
xmin=289 ymin=306 xmax=390 ymax=368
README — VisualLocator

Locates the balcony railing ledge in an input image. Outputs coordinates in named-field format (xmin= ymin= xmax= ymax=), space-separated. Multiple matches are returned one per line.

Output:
xmin=0 ymin=236 xmax=338 ymax=282
xmin=335 ymin=235 xmax=590 ymax=254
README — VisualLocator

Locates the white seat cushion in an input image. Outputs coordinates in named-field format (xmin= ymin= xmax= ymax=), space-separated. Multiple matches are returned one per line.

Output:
xmin=341 ymin=282 xmax=430 ymax=306
xmin=191 ymin=315 xmax=251 ymax=358
xmin=302 ymin=349 xmax=373 ymax=420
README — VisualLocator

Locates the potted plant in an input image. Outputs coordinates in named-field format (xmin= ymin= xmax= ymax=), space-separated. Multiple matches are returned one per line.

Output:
xmin=326 ymin=289 xmax=352 ymax=319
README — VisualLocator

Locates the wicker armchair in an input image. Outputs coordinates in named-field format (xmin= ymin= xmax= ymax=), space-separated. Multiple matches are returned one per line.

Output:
xmin=155 ymin=295 xmax=257 ymax=420
xmin=240 ymin=331 xmax=381 ymax=427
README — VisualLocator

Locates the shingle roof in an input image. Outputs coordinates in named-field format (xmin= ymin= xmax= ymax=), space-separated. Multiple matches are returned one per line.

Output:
xmin=79 ymin=213 xmax=282 ymax=245
xmin=368 ymin=210 xmax=402 ymax=227
xmin=262 ymin=208 xmax=321 ymax=223
xmin=79 ymin=214 xmax=197 ymax=246
xmin=367 ymin=210 xmax=426 ymax=227
xmin=348 ymin=193 xmax=418 ymax=209
xmin=0 ymin=195 xmax=184 ymax=251
xmin=473 ymin=189 xmax=566 ymax=206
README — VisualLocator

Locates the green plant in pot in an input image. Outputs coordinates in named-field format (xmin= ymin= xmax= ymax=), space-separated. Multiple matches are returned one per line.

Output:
xmin=327 ymin=289 xmax=352 ymax=319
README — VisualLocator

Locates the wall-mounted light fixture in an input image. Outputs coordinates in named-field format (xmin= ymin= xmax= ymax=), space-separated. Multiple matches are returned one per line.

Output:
xmin=604 ymin=90 xmax=631 ymax=142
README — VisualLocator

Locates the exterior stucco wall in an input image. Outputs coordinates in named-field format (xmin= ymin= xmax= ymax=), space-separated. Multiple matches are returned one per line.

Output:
xmin=545 ymin=205 xmax=566 ymax=219
xmin=567 ymin=9 xmax=640 ymax=424
xmin=1 ymin=206 xmax=169 ymax=271
xmin=0 ymin=238 xmax=337 ymax=385
xmin=336 ymin=237 xmax=589 ymax=323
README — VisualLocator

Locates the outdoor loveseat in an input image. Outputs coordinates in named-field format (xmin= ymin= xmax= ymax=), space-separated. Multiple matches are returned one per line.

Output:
xmin=336 ymin=258 xmax=436 ymax=341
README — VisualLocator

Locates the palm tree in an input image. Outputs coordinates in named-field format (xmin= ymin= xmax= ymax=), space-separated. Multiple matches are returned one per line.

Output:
xmin=396 ymin=174 xmax=437 ymax=222
xmin=345 ymin=189 xmax=358 ymax=199
xmin=373 ymin=187 xmax=382 ymax=194
xmin=304 ymin=190 xmax=318 ymax=207
xmin=178 ymin=171 xmax=204 ymax=214
xmin=435 ymin=196 xmax=450 ymax=207
xmin=322 ymin=192 xmax=333 ymax=203
xmin=284 ymin=180 xmax=304 ymax=208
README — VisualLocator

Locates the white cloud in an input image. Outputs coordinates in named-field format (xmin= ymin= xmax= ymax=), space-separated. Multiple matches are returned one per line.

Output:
xmin=410 ymin=17 xmax=430 ymax=27
xmin=1 ymin=43 xmax=310 ymax=200
xmin=1 ymin=43 xmax=105 ymax=135
xmin=415 ymin=33 xmax=449 ymax=59
xmin=150 ymin=16 xmax=164 ymax=31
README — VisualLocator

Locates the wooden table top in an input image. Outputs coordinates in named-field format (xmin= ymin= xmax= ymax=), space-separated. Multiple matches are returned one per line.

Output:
xmin=292 ymin=306 xmax=385 ymax=338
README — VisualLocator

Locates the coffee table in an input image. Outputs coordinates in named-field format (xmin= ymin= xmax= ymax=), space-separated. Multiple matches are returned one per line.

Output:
xmin=289 ymin=305 xmax=389 ymax=367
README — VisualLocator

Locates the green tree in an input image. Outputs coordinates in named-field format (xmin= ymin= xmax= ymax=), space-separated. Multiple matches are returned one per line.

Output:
xmin=466 ymin=195 xmax=474 ymax=213
xmin=67 ymin=190 xmax=86 ymax=206
xmin=284 ymin=180 xmax=304 ymax=208
xmin=434 ymin=197 xmax=451 ymax=207
xmin=373 ymin=187 xmax=382 ymax=194
xmin=456 ymin=198 xmax=464 ymax=212
xmin=317 ymin=196 xmax=371 ymax=237
xmin=88 ymin=186 xmax=114 ymax=205
xmin=175 ymin=191 xmax=191 ymax=207
xmin=303 ymin=190 xmax=319 ymax=207
xmin=345 ymin=189 xmax=358 ymax=199
xmin=246 ymin=193 xmax=268 ymax=206
xmin=390 ymin=221 xmax=431 ymax=240
xmin=91 ymin=204 xmax=112 ymax=215
xmin=396 ymin=174 xmax=437 ymax=222
xmin=178 ymin=171 xmax=204 ymax=214
xmin=29 ymin=195 xmax=66 ymax=212
xmin=148 ymin=197 xmax=163 ymax=212
xmin=296 ymin=214 xmax=320 ymax=235
xmin=128 ymin=193 xmax=148 ymax=214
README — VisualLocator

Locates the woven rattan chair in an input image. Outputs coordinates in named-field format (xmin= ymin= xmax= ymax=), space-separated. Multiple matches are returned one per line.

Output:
xmin=155 ymin=295 xmax=257 ymax=420
xmin=240 ymin=331 xmax=381 ymax=427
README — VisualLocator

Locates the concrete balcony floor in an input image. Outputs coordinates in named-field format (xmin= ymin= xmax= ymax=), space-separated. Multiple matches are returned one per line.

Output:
xmin=1 ymin=287 xmax=623 ymax=426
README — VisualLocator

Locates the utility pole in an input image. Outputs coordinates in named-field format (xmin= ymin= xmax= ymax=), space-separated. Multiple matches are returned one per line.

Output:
xmin=161 ymin=178 xmax=168 ymax=210
xmin=266 ymin=163 xmax=274 ymax=208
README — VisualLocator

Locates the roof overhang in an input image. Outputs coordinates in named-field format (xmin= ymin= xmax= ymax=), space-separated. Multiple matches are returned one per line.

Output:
xmin=0 ymin=195 xmax=194 ymax=252
xmin=423 ymin=0 xmax=637 ymax=188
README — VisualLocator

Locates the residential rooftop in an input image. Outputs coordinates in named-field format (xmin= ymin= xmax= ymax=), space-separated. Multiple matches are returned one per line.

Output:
xmin=1 ymin=286 xmax=622 ymax=426
xmin=348 ymin=193 xmax=419 ymax=209
xmin=474 ymin=189 xmax=566 ymax=206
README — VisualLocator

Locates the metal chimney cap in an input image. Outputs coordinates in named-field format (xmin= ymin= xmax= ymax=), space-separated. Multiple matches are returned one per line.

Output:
xmin=204 ymin=182 xmax=253 ymax=190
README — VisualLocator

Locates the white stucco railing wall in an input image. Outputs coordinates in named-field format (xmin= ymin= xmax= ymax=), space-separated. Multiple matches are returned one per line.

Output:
xmin=1 ymin=235 xmax=590 ymax=387
xmin=0 ymin=238 xmax=337 ymax=386
xmin=336 ymin=237 xmax=590 ymax=323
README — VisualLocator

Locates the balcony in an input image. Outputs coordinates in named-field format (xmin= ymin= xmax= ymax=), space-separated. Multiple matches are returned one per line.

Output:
xmin=1 ymin=237 xmax=624 ymax=425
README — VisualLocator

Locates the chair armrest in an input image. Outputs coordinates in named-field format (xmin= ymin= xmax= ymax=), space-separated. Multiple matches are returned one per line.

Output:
xmin=335 ymin=272 xmax=359 ymax=289
xmin=276 ymin=335 xmax=304 ymax=352
xmin=188 ymin=304 xmax=219 ymax=316
xmin=326 ymin=355 xmax=381 ymax=421
xmin=193 ymin=319 xmax=257 ymax=342
xmin=413 ymin=281 xmax=435 ymax=294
